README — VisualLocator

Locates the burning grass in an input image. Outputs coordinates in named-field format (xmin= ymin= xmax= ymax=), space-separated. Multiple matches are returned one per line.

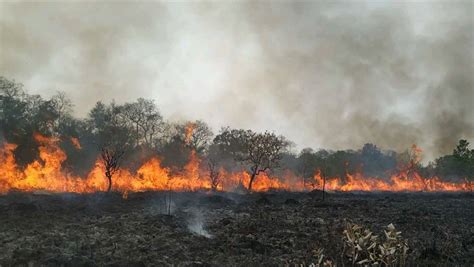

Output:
xmin=0 ymin=135 xmax=472 ymax=195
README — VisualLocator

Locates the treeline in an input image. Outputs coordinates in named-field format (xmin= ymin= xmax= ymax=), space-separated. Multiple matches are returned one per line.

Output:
xmin=1 ymin=77 xmax=472 ymax=186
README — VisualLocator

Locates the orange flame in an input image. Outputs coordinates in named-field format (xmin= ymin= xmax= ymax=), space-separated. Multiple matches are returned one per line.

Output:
xmin=70 ymin=137 xmax=82 ymax=150
xmin=310 ymin=170 xmax=472 ymax=192
xmin=0 ymin=135 xmax=471 ymax=194
xmin=185 ymin=122 xmax=194 ymax=145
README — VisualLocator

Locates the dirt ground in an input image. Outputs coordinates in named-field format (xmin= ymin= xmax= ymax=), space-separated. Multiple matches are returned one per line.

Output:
xmin=0 ymin=190 xmax=472 ymax=266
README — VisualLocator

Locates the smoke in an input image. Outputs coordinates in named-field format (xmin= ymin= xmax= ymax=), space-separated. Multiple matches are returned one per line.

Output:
xmin=186 ymin=208 xmax=212 ymax=238
xmin=1 ymin=1 xmax=472 ymax=160
xmin=145 ymin=192 xmax=212 ymax=237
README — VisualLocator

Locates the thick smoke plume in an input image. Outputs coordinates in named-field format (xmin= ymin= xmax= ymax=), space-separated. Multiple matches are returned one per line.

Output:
xmin=1 ymin=1 xmax=472 ymax=160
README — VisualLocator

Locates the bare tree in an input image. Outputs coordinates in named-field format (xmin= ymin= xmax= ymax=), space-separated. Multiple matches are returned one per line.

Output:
xmin=139 ymin=99 xmax=163 ymax=146
xmin=93 ymin=103 xmax=131 ymax=192
xmin=203 ymin=143 xmax=226 ymax=192
xmin=122 ymin=101 xmax=144 ymax=147
xmin=100 ymin=147 xmax=125 ymax=192
xmin=50 ymin=92 xmax=73 ymax=125
xmin=122 ymin=98 xmax=163 ymax=147
xmin=206 ymin=158 xmax=221 ymax=191
xmin=189 ymin=120 xmax=213 ymax=152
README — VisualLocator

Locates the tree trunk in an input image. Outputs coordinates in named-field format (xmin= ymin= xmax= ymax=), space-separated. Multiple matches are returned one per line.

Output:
xmin=136 ymin=124 xmax=140 ymax=147
xmin=247 ymin=168 xmax=258 ymax=192
xmin=106 ymin=172 xmax=112 ymax=192
xmin=322 ymin=173 xmax=326 ymax=201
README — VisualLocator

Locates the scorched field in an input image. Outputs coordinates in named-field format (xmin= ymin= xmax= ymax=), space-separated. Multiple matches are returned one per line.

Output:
xmin=0 ymin=191 xmax=472 ymax=266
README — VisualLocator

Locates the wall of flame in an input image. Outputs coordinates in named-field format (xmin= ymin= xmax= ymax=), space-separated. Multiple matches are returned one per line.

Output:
xmin=0 ymin=134 xmax=471 ymax=195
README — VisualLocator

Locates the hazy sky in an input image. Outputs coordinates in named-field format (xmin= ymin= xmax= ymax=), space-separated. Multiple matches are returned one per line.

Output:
xmin=1 ymin=1 xmax=473 ymax=160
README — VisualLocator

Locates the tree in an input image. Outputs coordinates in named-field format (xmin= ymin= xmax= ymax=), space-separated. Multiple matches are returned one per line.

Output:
xmin=297 ymin=148 xmax=317 ymax=189
xmin=296 ymin=148 xmax=331 ymax=198
xmin=214 ymin=128 xmax=289 ymax=191
xmin=324 ymin=150 xmax=357 ymax=180
xmin=88 ymin=101 xmax=109 ymax=134
xmin=97 ymin=123 xmax=130 ymax=192
xmin=453 ymin=139 xmax=473 ymax=162
xmin=181 ymin=120 xmax=213 ymax=153
xmin=0 ymin=77 xmax=28 ymax=140
xmin=204 ymin=143 xmax=224 ymax=191
xmin=121 ymin=98 xmax=163 ymax=147
xmin=433 ymin=140 xmax=473 ymax=185
xmin=453 ymin=139 xmax=474 ymax=180
xmin=87 ymin=101 xmax=132 ymax=191
xmin=100 ymin=146 xmax=125 ymax=192
xmin=359 ymin=143 xmax=397 ymax=178
xmin=87 ymin=101 xmax=133 ymax=147
xmin=50 ymin=91 xmax=73 ymax=135
xmin=33 ymin=99 xmax=61 ymax=135
xmin=207 ymin=159 xmax=221 ymax=191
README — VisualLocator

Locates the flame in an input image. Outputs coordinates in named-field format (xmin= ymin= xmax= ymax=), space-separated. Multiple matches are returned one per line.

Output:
xmin=185 ymin=122 xmax=195 ymax=145
xmin=70 ymin=137 xmax=82 ymax=150
xmin=411 ymin=144 xmax=422 ymax=163
xmin=0 ymin=134 xmax=471 ymax=194
xmin=311 ymin=170 xmax=472 ymax=192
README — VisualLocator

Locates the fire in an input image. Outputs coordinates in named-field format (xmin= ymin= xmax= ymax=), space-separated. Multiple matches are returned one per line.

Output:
xmin=0 ymin=143 xmax=18 ymax=194
xmin=0 ymin=134 xmax=471 ymax=194
xmin=185 ymin=122 xmax=195 ymax=145
xmin=311 ymin=170 xmax=472 ymax=192
xmin=70 ymin=137 xmax=82 ymax=150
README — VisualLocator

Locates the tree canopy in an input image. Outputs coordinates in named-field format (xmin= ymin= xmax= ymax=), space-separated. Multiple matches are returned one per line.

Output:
xmin=1 ymin=76 xmax=472 ymax=190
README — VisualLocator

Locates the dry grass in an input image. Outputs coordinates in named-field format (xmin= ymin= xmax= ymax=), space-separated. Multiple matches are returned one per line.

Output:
xmin=342 ymin=222 xmax=408 ymax=266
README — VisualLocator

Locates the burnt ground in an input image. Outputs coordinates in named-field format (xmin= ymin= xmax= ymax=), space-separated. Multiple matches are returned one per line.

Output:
xmin=0 ymin=191 xmax=472 ymax=266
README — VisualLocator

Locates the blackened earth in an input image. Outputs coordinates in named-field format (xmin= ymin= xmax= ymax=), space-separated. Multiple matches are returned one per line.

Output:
xmin=0 ymin=191 xmax=472 ymax=266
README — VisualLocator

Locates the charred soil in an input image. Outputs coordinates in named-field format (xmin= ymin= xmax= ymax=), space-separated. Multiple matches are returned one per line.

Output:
xmin=0 ymin=191 xmax=472 ymax=266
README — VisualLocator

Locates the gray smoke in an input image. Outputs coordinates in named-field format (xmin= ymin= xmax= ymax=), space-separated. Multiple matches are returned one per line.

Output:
xmin=1 ymin=1 xmax=472 ymax=160
xmin=186 ymin=208 xmax=212 ymax=238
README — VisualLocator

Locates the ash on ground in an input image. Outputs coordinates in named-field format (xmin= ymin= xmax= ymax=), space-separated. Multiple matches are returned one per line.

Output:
xmin=0 ymin=191 xmax=472 ymax=266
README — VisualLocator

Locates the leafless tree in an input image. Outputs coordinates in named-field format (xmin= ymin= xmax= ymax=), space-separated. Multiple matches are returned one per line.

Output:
xmin=189 ymin=120 xmax=213 ymax=152
xmin=139 ymin=99 xmax=163 ymax=146
xmin=207 ymin=159 xmax=221 ymax=191
xmin=100 ymin=147 xmax=125 ymax=192
xmin=122 ymin=98 xmax=163 ymax=147
xmin=51 ymin=92 xmax=72 ymax=122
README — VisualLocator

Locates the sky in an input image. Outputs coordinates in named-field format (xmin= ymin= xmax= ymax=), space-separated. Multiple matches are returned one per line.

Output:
xmin=0 ymin=1 xmax=473 ymax=161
